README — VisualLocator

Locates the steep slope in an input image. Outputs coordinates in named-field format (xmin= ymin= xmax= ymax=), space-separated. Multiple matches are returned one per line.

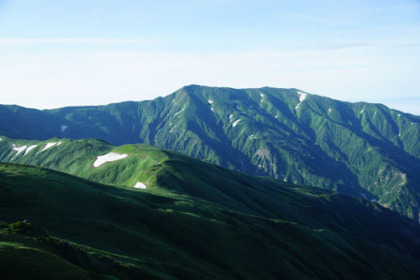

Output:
xmin=1 ymin=158 xmax=420 ymax=279
xmin=1 ymin=86 xmax=420 ymax=222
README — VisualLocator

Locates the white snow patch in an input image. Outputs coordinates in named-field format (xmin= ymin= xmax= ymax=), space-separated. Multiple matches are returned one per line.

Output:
xmin=61 ymin=125 xmax=68 ymax=132
xmin=208 ymin=99 xmax=213 ymax=104
xmin=40 ymin=142 xmax=59 ymax=152
xmin=232 ymin=119 xmax=242 ymax=127
xmin=211 ymin=108 xmax=214 ymax=112
xmin=174 ymin=108 xmax=185 ymax=116
xmin=0 ymin=138 xmax=2 ymax=141
xmin=260 ymin=93 xmax=264 ymax=98
xmin=57 ymin=141 xmax=62 ymax=146
xmin=397 ymin=114 xmax=401 ymax=117
xmin=249 ymin=134 xmax=254 ymax=140
xmin=12 ymin=145 xmax=27 ymax=159
xmin=328 ymin=108 xmax=332 ymax=113
xmin=93 ymin=152 xmax=128 ymax=167
xmin=360 ymin=109 xmax=364 ymax=114
xmin=298 ymin=92 xmax=307 ymax=102
xmin=229 ymin=114 xmax=234 ymax=121
xmin=133 ymin=182 xmax=147 ymax=189
xmin=295 ymin=92 xmax=307 ymax=110
xmin=24 ymin=145 xmax=38 ymax=156
xmin=275 ymin=116 xmax=279 ymax=119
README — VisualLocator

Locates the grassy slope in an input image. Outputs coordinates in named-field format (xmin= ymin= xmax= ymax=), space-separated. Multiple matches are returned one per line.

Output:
xmin=0 ymin=86 xmax=420 ymax=222
xmin=0 ymin=153 xmax=420 ymax=278
xmin=0 ymin=137 xmax=168 ymax=188
xmin=0 ymin=86 xmax=420 ymax=221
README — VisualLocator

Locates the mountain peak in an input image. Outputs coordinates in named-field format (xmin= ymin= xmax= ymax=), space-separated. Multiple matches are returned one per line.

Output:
xmin=1 ymin=86 xmax=420 ymax=222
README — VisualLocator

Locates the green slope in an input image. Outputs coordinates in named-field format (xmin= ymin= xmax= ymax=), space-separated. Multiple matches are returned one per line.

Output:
xmin=0 ymin=137 xmax=175 ymax=192
xmin=0 ymin=85 xmax=420 ymax=222
xmin=1 ymin=160 xmax=420 ymax=279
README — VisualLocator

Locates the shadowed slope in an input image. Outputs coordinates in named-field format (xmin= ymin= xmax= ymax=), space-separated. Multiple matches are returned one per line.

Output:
xmin=0 ymin=150 xmax=420 ymax=278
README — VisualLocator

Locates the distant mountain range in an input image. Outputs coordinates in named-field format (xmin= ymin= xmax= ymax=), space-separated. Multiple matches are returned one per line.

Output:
xmin=1 ymin=85 xmax=419 ymax=222
xmin=1 ymin=138 xmax=420 ymax=279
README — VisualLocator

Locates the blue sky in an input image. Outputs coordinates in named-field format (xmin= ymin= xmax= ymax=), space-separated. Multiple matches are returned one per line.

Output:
xmin=0 ymin=0 xmax=419 ymax=114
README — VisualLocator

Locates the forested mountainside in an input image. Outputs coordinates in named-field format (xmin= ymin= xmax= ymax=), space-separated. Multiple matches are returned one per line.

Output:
xmin=1 ymin=85 xmax=419 ymax=222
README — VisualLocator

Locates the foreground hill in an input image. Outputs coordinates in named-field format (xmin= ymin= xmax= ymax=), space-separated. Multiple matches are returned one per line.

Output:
xmin=1 ymin=85 xmax=420 ymax=222
xmin=1 ymin=156 xmax=420 ymax=278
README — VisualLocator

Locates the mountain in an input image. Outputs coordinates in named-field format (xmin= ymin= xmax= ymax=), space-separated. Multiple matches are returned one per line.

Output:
xmin=1 ymin=85 xmax=420 ymax=222
xmin=1 ymin=145 xmax=420 ymax=279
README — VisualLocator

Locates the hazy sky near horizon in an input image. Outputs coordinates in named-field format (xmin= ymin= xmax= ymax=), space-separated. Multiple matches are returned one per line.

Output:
xmin=0 ymin=0 xmax=419 ymax=114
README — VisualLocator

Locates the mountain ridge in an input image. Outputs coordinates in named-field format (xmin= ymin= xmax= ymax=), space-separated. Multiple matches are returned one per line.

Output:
xmin=1 ymin=85 xmax=419 ymax=222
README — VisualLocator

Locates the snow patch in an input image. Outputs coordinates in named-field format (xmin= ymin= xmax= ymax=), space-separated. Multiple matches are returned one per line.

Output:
xmin=208 ymin=99 xmax=213 ymax=104
xmin=295 ymin=92 xmax=307 ymax=110
xmin=260 ymin=93 xmax=264 ymax=98
xmin=328 ymin=108 xmax=332 ymax=113
xmin=40 ymin=142 xmax=59 ymax=152
xmin=232 ymin=119 xmax=241 ymax=127
xmin=211 ymin=108 xmax=214 ymax=112
xmin=397 ymin=114 xmax=401 ymax=117
xmin=360 ymin=109 xmax=364 ymax=114
xmin=57 ymin=142 xmax=62 ymax=146
xmin=24 ymin=145 xmax=38 ymax=156
xmin=134 ymin=182 xmax=147 ymax=189
xmin=0 ymin=138 xmax=2 ymax=141
xmin=93 ymin=152 xmax=128 ymax=167
xmin=229 ymin=114 xmax=234 ymax=121
xmin=12 ymin=145 xmax=27 ymax=159
xmin=174 ymin=108 xmax=185 ymax=116
xmin=298 ymin=92 xmax=307 ymax=102
xmin=61 ymin=125 xmax=68 ymax=132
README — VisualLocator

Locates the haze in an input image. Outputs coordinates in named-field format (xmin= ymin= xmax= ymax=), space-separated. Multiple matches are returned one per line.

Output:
xmin=0 ymin=0 xmax=419 ymax=114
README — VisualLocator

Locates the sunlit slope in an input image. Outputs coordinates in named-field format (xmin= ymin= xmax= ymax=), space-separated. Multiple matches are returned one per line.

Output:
xmin=1 ymin=85 xmax=420 ymax=222
xmin=0 ymin=137 xmax=168 ymax=189
xmin=1 ymin=162 xmax=420 ymax=279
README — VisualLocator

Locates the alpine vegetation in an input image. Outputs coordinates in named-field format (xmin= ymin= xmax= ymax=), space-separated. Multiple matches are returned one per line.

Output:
xmin=1 ymin=86 xmax=419 ymax=222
